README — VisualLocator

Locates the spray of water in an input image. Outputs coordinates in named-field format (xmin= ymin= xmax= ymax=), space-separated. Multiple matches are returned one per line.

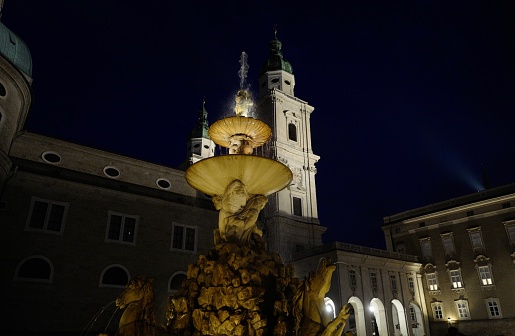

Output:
xmin=238 ymin=51 xmax=249 ymax=90
xmin=80 ymin=300 xmax=116 ymax=336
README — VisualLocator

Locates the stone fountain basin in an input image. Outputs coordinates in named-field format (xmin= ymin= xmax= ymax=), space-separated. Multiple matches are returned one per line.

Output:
xmin=185 ymin=154 xmax=292 ymax=196
xmin=208 ymin=116 xmax=272 ymax=149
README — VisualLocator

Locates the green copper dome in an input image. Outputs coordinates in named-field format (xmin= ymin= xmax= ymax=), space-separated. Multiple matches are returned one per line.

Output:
xmin=190 ymin=100 xmax=210 ymax=139
xmin=0 ymin=21 xmax=32 ymax=77
xmin=259 ymin=30 xmax=293 ymax=76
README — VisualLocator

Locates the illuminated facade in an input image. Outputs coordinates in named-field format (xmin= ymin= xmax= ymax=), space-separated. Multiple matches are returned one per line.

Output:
xmin=0 ymin=5 xmax=430 ymax=335
xmin=293 ymin=242 xmax=429 ymax=336
xmin=383 ymin=183 xmax=515 ymax=336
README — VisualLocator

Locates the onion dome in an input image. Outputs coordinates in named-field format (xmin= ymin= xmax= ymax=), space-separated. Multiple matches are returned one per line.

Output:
xmin=259 ymin=28 xmax=293 ymax=76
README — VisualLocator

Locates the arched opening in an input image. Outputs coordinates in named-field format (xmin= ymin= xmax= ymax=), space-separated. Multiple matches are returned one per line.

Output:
xmin=169 ymin=271 xmax=187 ymax=293
xmin=409 ymin=302 xmax=425 ymax=336
xmin=348 ymin=296 xmax=366 ymax=336
xmin=324 ymin=297 xmax=337 ymax=319
xmin=391 ymin=299 xmax=409 ymax=336
xmin=370 ymin=298 xmax=387 ymax=336
xmin=100 ymin=264 xmax=130 ymax=288
xmin=15 ymin=255 xmax=53 ymax=283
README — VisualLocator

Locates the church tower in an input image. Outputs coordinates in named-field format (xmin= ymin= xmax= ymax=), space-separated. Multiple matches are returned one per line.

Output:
xmin=0 ymin=2 xmax=33 ymax=194
xmin=256 ymin=30 xmax=326 ymax=261
xmin=181 ymin=99 xmax=215 ymax=169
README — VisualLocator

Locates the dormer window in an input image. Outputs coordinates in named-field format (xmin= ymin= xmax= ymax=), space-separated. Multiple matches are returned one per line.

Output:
xmin=467 ymin=227 xmax=484 ymax=251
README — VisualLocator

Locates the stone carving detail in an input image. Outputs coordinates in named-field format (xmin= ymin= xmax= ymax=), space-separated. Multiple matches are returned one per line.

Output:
xmin=292 ymin=258 xmax=351 ymax=336
xmin=212 ymin=179 xmax=268 ymax=245
xmin=167 ymin=238 xmax=299 ymax=335
xmin=105 ymin=251 xmax=350 ymax=336
xmin=290 ymin=167 xmax=305 ymax=191
xmin=108 ymin=276 xmax=168 ymax=336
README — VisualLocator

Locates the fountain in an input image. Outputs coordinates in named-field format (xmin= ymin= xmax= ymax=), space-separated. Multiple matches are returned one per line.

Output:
xmin=105 ymin=52 xmax=350 ymax=336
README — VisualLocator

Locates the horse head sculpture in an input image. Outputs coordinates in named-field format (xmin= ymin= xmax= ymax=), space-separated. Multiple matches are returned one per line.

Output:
xmin=293 ymin=258 xmax=351 ymax=336
xmin=115 ymin=276 xmax=158 ymax=336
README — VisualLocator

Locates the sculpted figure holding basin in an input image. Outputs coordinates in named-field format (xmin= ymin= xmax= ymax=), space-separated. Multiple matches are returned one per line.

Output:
xmin=212 ymin=179 xmax=267 ymax=244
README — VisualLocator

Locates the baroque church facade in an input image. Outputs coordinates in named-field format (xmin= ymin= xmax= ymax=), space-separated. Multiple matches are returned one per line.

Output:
xmin=0 ymin=5 xmax=433 ymax=336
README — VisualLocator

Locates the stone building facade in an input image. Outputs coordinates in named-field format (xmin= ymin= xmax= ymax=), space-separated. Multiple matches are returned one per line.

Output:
xmin=382 ymin=183 xmax=515 ymax=336
xmin=293 ymin=242 xmax=429 ymax=336
xmin=0 ymin=5 xmax=431 ymax=335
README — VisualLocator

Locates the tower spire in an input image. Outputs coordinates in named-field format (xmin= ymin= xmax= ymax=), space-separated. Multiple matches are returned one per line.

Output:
xmin=190 ymin=98 xmax=209 ymax=139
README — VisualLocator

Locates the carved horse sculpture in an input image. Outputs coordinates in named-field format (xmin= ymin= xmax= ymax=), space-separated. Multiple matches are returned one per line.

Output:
xmin=293 ymin=258 xmax=351 ymax=336
xmin=114 ymin=276 xmax=167 ymax=336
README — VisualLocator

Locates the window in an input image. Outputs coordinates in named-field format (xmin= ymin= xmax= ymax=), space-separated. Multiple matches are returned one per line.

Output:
xmin=431 ymin=302 xmax=444 ymax=320
xmin=440 ymin=233 xmax=455 ymax=255
xmin=288 ymin=123 xmax=297 ymax=141
xmin=348 ymin=269 xmax=357 ymax=288
xmin=103 ymin=166 xmax=121 ymax=178
xmin=408 ymin=276 xmax=415 ymax=292
xmin=100 ymin=265 xmax=129 ymax=288
xmin=478 ymin=265 xmax=493 ymax=286
xmin=502 ymin=202 xmax=511 ymax=209
xmin=419 ymin=238 xmax=432 ymax=258
xmin=390 ymin=274 xmax=397 ymax=291
xmin=106 ymin=211 xmax=138 ymax=244
xmin=467 ymin=227 xmax=484 ymax=250
xmin=171 ymin=223 xmax=197 ymax=252
xmin=484 ymin=298 xmax=502 ymax=319
xmin=466 ymin=210 xmax=474 ymax=217
xmin=14 ymin=256 xmax=53 ymax=283
xmin=156 ymin=178 xmax=171 ymax=189
xmin=449 ymin=269 xmax=463 ymax=289
xmin=455 ymin=300 xmax=470 ymax=320
xmin=42 ymin=151 xmax=62 ymax=164
xmin=169 ymin=272 xmax=187 ymax=293
xmin=409 ymin=306 xmax=417 ymax=323
xmin=504 ymin=221 xmax=515 ymax=245
xmin=395 ymin=242 xmax=406 ymax=254
xmin=292 ymin=197 xmax=302 ymax=216
xmin=370 ymin=271 xmax=378 ymax=290
xmin=26 ymin=197 xmax=68 ymax=234
xmin=426 ymin=273 xmax=438 ymax=291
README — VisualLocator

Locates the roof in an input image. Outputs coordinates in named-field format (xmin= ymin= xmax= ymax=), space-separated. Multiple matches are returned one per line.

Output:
xmin=0 ymin=20 xmax=32 ymax=77
xmin=259 ymin=31 xmax=293 ymax=76
xmin=383 ymin=182 xmax=515 ymax=225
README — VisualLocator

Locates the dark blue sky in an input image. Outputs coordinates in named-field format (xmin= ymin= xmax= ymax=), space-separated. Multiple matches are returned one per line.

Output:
xmin=4 ymin=1 xmax=515 ymax=250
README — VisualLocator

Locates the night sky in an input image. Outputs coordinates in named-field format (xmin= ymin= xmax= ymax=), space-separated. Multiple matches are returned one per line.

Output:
xmin=3 ymin=1 xmax=515 ymax=250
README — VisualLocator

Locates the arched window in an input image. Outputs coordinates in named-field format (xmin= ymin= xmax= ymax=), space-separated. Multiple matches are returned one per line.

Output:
xmin=288 ymin=123 xmax=297 ymax=141
xmin=100 ymin=265 xmax=130 ymax=287
xmin=324 ymin=297 xmax=336 ymax=319
xmin=169 ymin=272 xmax=187 ymax=293
xmin=15 ymin=256 xmax=53 ymax=283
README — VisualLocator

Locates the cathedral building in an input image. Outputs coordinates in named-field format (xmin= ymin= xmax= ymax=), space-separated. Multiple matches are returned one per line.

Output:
xmin=0 ymin=4 xmax=431 ymax=336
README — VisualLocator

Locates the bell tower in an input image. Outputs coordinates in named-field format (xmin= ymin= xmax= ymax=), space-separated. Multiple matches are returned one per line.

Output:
xmin=256 ymin=30 xmax=325 ymax=261
xmin=0 ymin=3 xmax=33 ymax=194
xmin=180 ymin=99 xmax=215 ymax=170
